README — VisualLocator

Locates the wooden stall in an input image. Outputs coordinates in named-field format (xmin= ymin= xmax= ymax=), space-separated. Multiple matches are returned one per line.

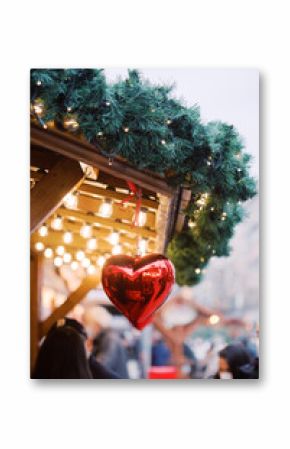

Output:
xmin=30 ymin=122 xmax=190 ymax=373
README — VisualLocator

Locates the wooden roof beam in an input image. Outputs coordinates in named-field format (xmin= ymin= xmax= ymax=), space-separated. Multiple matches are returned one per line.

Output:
xmin=30 ymin=157 xmax=84 ymax=234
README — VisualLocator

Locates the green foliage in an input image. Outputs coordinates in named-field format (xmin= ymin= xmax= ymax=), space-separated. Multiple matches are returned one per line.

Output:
xmin=30 ymin=69 xmax=257 ymax=286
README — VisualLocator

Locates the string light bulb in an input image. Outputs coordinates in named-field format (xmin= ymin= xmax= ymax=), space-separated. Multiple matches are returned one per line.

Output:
xmin=123 ymin=127 xmax=129 ymax=133
xmin=51 ymin=216 xmax=63 ymax=231
xmin=63 ymin=115 xmax=79 ymax=132
xmin=63 ymin=231 xmax=73 ymax=244
xmin=87 ymin=264 xmax=97 ymax=275
xmin=81 ymin=257 xmax=90 ymax=268
xmin=161 ymin=139 xmax=166 ymax=145
xmin=112 ymin=244 xmax=122 ymax=255
xmin=80 ymin=223 xmax=93 ymax=239
xmin=38 ymin=224 xmax=48 ymax=237
xmin=97 ymin=255 xmax=105 ymax=267
xmin=54 ymin=256 xmax=63 ymax=267
xmin=138 ymin=238 xmax=147 ymax=256
xmin=56 ymin=246 xmax=65 ymax=256
xmin=35 ymin=242 xmax=44 ymax=251
xmin=71 ymin=261 xmax=79 ymax=271
xmin=76 ymin=250 xmax=85 ymax=261
xmin=87 ymin=238 xmax=97 ymax=250
xmin=108 ymin=230 xmax=119 ymax=245
xmin=44 ymin=248 xmax=53 ymax=258
xmin=63 ymin=253 xmax=72 ymax=263
xmin=209 ymin=314 xmax=220 ymax=325
xmin=99 ymin=199 xmax=113 ymax=218
xmin=63 ymin=193 xmax=78 ymax=209
xmin=195 ymin=268 xmax=201 ymax=274
xmin=36 ymin=80 xmax=42 ymax=86
xmin=138 ymin=207 xmax=147 ymax=227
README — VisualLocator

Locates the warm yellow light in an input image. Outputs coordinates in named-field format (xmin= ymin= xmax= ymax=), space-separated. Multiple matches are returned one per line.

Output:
xmin=112 ymin=244 xmax=122 ymax=255
xmin=44 ymin=248 xmax=53 ymax=258
xmin=71 ymin=261 xmax=79 ymax=271
xmin=123 ymin=127 xmax=129 ymax=133
xmin=138 ymin=208 xmax=147 ymax=227
xmin=188 ymin=221 xmax=196 ymax=228
xmin=35 ymin=242 xmax=44 ymax=251
xmin=63 ymin=117 xmax=79 ymax=131
xmin=76 ymin=250 xmax=85 ymax=261
xmin=108 ymin=230 xmax=119 ymax=245
xmin=87 ymin=238 xmax=97 ymax=250
xmin=51 ymin=216 xmax=63 ymax=231
xmin=81 ymin=257 xmax=90 ymax=268
xmin=161 ymin=139 xmax=166 ymax=145
xmin=63 ymin=193 xmax=78 ymax=209
xmin=80 ymin=224 xmax=92 ymax=239
xmin=56 ymin=245 xmax=65 ymax=256
xmin=38 ymin=225 xmax=48 ymax=237
xmin=209 ymin=314 xmax=220 ymax=325
xmin=63 ymin=253 xmax=72 ymax=263
xmin=195 ymin=268 xmax=201 ymax=274
xmin=99 ymin=200 xmax=113 ymax=218
xmin=97 ymin=255 xmax=106 ymax=267
xmin=54 ymin=256 xmax=63 ymax=267
xmin=87 ymin=264 xmax=97 ymax=275
xmin=63 ymin=231 xmax=73 ymax=244
xmin=138 ymin=238 xmax=147 ymax=256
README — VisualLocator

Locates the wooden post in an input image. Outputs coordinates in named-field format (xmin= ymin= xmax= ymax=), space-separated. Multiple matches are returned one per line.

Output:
xmin=30 ymin=253 xmax=42 ymax=376
xmin=30 ymin=156 xmax=84 ymax=233
xmin=39 ymin=275 xmax=99 ymax=338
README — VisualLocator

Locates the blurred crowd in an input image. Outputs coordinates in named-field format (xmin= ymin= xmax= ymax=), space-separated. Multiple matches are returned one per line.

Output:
xmin=33 ymin=295 xmax=259 ymax=380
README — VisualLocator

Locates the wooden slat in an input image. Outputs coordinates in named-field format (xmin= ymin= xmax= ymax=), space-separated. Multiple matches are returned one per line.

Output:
xmin=30 ymin=156 xmax=84 ymax=233
xmin=31 ymin=124 xmax=175 ymax=197
xmin=39 ymin=276 xmax=99 ymax=338
xmin=79 ymin=182 xmax=159 ymax=210
xmin=31 ymin=228 xmax=155 ymax=254
xmin=57 ymin=207 xmax=156 ymax=238
xmin=76 ymin=194 xmax=156 ymax=228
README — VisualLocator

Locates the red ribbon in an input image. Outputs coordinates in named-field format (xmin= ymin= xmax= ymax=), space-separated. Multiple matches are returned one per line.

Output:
xmin=120 ymin=181 xmax=142 ymax=227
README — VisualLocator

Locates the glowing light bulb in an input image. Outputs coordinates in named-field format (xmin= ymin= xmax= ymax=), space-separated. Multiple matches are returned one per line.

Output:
xmin=108 ymin=230 xmax=119 ymax=245
xmin=188 ymin=221 xmax=196 ymax=228
xmin=87 ymin=264 xmax=97 ymax=275
xmin=97 ymin=255 xmax=105 ymax=267
xmin=138 ymin=208 xmax=147 ymax=227
xmin=207 ymin=161 xmax=211 ymax=166
xmin=97 ymin=131 xmax=103 ymax=136
xmin=63 ymin=116 xmax=79 ymax=131
xmin=105 ymin=101 xmax=111 ymax=106
xmin=210 ymin=207 xmax=215 ymax=211
xmin=38 ymin=224 xmax=48 ymax=237
xmin=76 ymin=250 xmax=85 ymax=261
xmin=35 ymin=242 xmax=44 ymax=251
xmin=71 ymin=261 xmax=79 ymax=271
xmin=167 ymin=119 xmax=172 ymax=125
xmin=33 ymin=101 xmax=44 ymax=116
xmin=80 ymin=224 xmax=92 ymax=239
xmin=54 ymin=256 xmax=63 ymax=267
xmin=209 ymin=314 xmax=220 ymax=325
xmin=44 ymin=248 xmax=53 ymax=258
xmin=195 ymin=268 xmax=201 ymax=274
xmin=81 ymin=257 xmax=90 ymax=268
xmin=161 ymin=139 xmax=166 ymax=145
xmin=67 ymin=106 xmax=72 ymax=112
xmin=63 ymin=231 xmax=73 ymax=244
xmin=56 ymin=246 xmax=65 ymax=256
xmin=63 ymin=193 xmax=78 ymax=209
xmin=63 ymin=253 xmax=72 ymax=263
xmin=99 ymin=200 xmax=113 ymax=218
xmin=87 ymin=238 xmax=97 ymax=250
xmin=112 ymin=244 xmax=122 ymax=255
xmin=123 ymin=127 xmax=129 ymax=133
xmin=51 ymin=216 xmax=63 ymax=231
xmin=138 ymin=238 xmax=147 ymax=256
xmin=36 ymin=80 xmax=42 ymax=86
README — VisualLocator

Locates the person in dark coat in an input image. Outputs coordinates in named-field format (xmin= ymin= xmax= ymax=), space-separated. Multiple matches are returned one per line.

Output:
xmin=33 ymin=318 xmax=119 ymax=379
xmin=214 ymin=343 xmax=257 ymax=379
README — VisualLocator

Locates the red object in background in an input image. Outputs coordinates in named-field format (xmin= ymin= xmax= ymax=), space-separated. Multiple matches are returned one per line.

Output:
xmin=148 ymin=366 xmax=178 ymax=379
xmin=102 ymin=254 xmax=175 ymax=330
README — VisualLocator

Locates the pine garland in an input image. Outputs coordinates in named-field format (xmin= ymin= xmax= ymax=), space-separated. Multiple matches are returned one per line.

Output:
xmin=30 ymin=69 xmax=257 ymax=285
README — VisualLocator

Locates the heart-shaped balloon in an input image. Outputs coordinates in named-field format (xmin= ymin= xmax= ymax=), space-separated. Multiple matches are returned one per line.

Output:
xmin=102 ymin=254 xmax=175 ymax=330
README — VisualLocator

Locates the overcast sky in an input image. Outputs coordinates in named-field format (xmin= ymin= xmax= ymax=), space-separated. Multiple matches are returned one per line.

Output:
xmin=105 ymin=68 xmax=259 ymax=178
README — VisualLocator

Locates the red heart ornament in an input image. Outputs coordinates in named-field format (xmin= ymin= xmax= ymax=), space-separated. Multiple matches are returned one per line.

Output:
xmin=102 ymin=254 xmax=175 ymax=330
